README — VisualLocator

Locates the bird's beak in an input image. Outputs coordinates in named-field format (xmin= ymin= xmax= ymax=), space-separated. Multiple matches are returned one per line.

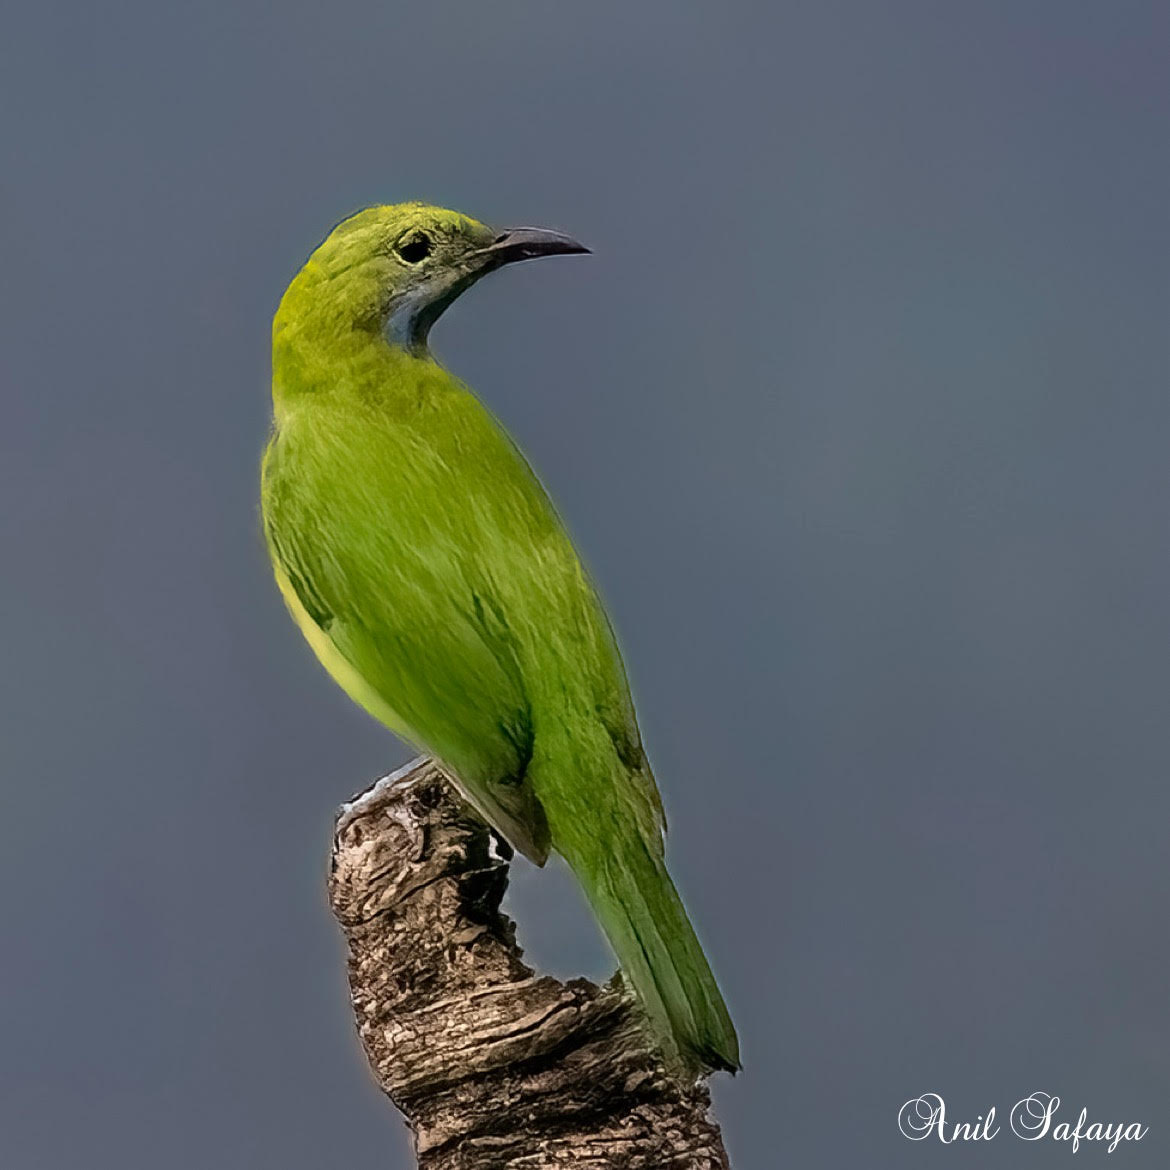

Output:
xmin=475 ymin=226 xmax=591 ymax=270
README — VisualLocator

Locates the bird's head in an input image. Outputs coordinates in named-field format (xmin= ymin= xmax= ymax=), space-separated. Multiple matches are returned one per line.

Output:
xmin=274 ymin=202 xmax=589 ymax=357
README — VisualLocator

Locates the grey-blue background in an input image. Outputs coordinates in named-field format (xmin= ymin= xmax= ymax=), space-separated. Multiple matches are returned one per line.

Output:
xmin=2 ymin=3 xmax=1167 ymax=1167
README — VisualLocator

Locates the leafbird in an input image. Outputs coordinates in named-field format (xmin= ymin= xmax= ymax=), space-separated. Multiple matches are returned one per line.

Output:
xmin=261 ymin=204 xmax=739 ymax=1074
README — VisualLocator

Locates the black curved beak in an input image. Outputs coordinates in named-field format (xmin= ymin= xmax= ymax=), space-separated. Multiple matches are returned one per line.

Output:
xmin=478 ymin=226 xmax=590 ymax=269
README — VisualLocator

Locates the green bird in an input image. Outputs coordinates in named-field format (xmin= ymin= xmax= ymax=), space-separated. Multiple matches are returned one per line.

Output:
xmin=261 ymin=203 xmax=739 ymax=1073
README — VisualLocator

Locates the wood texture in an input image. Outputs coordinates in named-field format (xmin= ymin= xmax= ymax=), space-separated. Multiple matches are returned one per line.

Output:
xmin=328 ymin=757 xmax=731 ymax=1169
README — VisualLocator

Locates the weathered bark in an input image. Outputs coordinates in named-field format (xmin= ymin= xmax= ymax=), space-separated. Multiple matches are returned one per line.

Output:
xmin=328 ymin=757 xmax=731 ymax=1169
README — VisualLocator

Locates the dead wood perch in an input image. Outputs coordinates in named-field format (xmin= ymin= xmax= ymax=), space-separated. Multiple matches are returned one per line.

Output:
xmin=328 ymin=757 xmax=732 ymax=1169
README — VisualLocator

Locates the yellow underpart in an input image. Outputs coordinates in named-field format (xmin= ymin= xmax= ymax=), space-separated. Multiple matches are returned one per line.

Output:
xmin=272 ymin=559 xmax=418 ymax=743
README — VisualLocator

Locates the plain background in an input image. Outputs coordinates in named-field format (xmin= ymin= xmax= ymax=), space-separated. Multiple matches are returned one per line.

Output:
xmin=2 ymin=3 xmax=1167 ymax=1167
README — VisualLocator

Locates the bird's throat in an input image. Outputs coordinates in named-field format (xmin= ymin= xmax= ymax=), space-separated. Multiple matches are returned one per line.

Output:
xmin=384 ymin=289 xmax=432 ymax=354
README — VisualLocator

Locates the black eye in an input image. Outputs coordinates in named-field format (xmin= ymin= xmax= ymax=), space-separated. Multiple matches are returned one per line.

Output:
xmin=397 ymin=232 xmax=432 ymax=264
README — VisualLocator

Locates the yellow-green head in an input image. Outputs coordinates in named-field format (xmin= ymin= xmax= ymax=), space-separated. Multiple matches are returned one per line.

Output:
xmin=273 ymin=202 xmax=588 ymax=359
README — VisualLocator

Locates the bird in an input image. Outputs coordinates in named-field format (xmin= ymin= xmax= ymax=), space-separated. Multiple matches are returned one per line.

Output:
xmin=260 ymin=203 xmax=739 ymax=1074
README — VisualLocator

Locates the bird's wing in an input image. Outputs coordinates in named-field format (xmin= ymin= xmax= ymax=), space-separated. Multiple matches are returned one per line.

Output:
xmin=262 ymin=428 xmax=552 ymax=864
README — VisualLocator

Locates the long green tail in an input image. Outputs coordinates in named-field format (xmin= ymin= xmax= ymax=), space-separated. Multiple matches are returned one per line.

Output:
xmin=560 ymin=807 xmax=741 ymax=1074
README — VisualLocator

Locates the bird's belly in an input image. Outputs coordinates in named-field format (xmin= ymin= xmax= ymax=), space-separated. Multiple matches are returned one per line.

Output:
xmin=273 ymin=558 xmax=419 ymax=743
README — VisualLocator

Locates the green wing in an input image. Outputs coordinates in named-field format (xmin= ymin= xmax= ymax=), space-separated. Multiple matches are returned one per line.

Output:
xmin=261 ymin=370 xmax=663 ymax=866
xmin=262 ymin=401 xmax=555 ymax=862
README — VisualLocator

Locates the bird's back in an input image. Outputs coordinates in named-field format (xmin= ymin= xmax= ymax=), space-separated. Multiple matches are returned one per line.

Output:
xmin=262 ymin=347 xmax=657 ymax=859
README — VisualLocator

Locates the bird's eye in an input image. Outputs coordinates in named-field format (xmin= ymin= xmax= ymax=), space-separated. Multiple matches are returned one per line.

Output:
xmin=397 ymin=232 xmax=432 ymax=264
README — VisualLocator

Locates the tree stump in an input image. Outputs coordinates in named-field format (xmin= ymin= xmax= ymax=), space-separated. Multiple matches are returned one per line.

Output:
xmin=328 ymin=757 xmax=731 ymax=1168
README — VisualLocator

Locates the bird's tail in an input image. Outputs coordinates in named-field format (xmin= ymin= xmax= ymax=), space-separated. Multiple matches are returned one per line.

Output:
xmin=556 ymin=788 xmax=741 ymax=1074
